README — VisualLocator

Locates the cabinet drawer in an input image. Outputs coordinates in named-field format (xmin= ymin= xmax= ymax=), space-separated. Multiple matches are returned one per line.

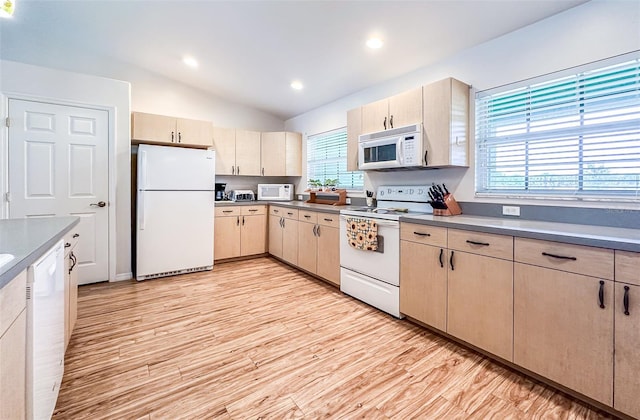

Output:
xmin=241 ymin=205 xmax=266 ymax=216
xmin=299 ymin=210 xmax=317 ymax=224
xmin=448 ymin=228 xmax=513 ymax=260
xmin=515 ymin=237 xmax=613 ymax=280
xmin=615 ymin=250 xmax=640 ymax=286
xmin=282 ymin=208 xmax=299 ymax=220
xmin=0 ymin=270 xmax=26 ymax=337
xmin=400 ymin=223 xmax=447 ymax=247
xmin=317 ymin=213 xmax=340 ymax=228
xmin=215 ymin=207 xmax=240 ymax=217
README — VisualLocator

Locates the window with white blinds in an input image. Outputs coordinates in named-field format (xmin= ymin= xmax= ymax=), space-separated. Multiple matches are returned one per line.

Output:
xmin=307 ymin=127 xmax=364 ymax=190
xmin=476 ymin=57 xmax=640 ymax=200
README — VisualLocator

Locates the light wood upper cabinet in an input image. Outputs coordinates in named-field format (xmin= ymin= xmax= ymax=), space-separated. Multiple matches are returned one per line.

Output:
xmin=361 ymin=87 xmax=423 ymax=134
xmin=423 ymin=78 xmax=470 ymax=167
xmin=514 ymin=262 xmax=614 ymax=406
xmin=212 ymin=126 xmax=236 ymax=175
xmin=235 ymin=129 xmax=262 ymax=176
xmin=0 ymin=270 xmax=27 ymax=420
xmin=346 ymin=108 xmax=362 ymax=172
xmin=132 ymin=112 xmax=212 ymax=147
xmin=285 ymin=132 xmax=302 ymax=176
xmin=261 ymin=132 xmax=286 ymax=176
xmin=214 ymin=205 xmax=267 ymax=260
xmin=614 ymin=282 xmax=640 ymax=419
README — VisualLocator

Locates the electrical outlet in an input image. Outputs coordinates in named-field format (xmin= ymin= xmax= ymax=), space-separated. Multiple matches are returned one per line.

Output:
xmin=502 ymin=205 xmax=521 ymax=216
xmin=345 ymin=198 xmax=351 ymax=204
xmin=297 ymin=195 xmax=302 ymax=201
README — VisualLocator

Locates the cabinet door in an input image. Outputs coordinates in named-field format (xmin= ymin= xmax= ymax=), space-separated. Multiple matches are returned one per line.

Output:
xmin=346 ymin=108 xmax=362 ymax=172
xmin=400 ymin=241 xmax=447 ymax=331
xmin=131 ymin=112 xmax=176 ymax=144
xmin=388 ymin=87 xmax=422 ymax=129
xmin=316 ymin=224 xmax=340 ymax=286
xmin=240 ymin=214 xmax=267 ymax=256
xmin=285 ymin=132 xmax=302 ymax=176
xmin=298 ymin=221 xmax=318 ymax=274
xmin=514 ymin=263 xmax=613 ymax=405
xmin=176 ymin=118 xmax=213 ymax=146
xmin=447 ymin=251 xmax=513 ymax=361
xmin=423 ymin=78 xmax=469 ymax=167
xmin=214 ymin=215 xmax=241 ymax=260
xmin=235 ymin=129 xmax=261 ymax=176
xmin=361 ymin=98 xmax=389 ymax=134
xmin=0 ymin=310 xmax=26 ymax=420
xmin=614 ymin=282 xmax=640 ymax=418
xmin=282 ymin=218 xmax=299 ymax=265
xmin=212 ymin=127 xmax=236 ymax=175
xmin=261 ymin=132 xmax=286 ymax=176
xmin=268 ymin=215 xmax=283 ymax=259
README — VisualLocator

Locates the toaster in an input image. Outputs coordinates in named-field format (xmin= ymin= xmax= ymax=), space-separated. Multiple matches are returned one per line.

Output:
xmin=229 ymin=190 xmax=255 ymax=202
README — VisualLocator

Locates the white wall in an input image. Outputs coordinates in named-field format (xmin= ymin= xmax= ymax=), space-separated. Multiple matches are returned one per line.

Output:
xmin=285 ymin=0 xmax=640 ymax=210
xmin=0 ymin=59 xmax=132 ymax=280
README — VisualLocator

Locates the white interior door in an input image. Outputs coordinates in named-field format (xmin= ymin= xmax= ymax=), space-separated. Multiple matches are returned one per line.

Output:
xmin=8 ymin=99 xmax=109 ymax=285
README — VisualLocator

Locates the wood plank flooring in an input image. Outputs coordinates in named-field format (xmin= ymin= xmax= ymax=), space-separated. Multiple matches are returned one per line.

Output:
xmin=54 ymin=257 xmax=612 ymax=419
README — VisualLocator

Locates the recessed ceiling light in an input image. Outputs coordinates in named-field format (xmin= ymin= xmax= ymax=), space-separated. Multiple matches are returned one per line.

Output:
xmin=0 ymin=0 xmax=15 ymax=18
xmin=291 ymin=80 xmax=303 ymax=90
xmin=366 ymin=37 xmax=384 ymax=49
xmin=183 ymin=56 xmax=198 ymax=69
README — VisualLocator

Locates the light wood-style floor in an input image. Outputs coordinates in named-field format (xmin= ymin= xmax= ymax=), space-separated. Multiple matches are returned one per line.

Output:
xmin=54 ymin=257 xmax=611 ymax=419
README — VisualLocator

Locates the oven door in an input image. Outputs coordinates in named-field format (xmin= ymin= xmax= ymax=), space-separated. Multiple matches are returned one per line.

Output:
xmin=339 ymin=215 xmax=400 ymax=286
xmin=358 ymin=137 xmax=402 ymax=170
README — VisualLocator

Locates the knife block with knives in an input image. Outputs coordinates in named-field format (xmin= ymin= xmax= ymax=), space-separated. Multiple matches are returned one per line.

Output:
xmin=429 ymin=184 xmax=462 ymax=216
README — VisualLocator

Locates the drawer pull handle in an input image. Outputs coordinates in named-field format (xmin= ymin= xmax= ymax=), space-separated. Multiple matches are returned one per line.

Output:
xmin=72 ymin=233 xmax=80 ymax=238
xmin=414 ymin=231 xmax=430 ymax=237
xmin=223 ymin=210 xmax=233 ymax=213
xmin=449 ymin=250 xmax=455 ymax=271
xmin=466 ymin=240 xmax=489 ymax=246
xmin=249 ymin=209 xmax=258 ymax=212
xmin=599 ymin=280 xmax=605 ymax=309
xmin=287 ymin=212 xmax=294 ymax=216
xmin=439 ymin=248 xmax=444 ymax=268
xmin=274 ymin=209 xmax=279 ymax=213
xmin=324 ymin=218 xmax=333 ymax=222
xmin=624 ymin=286 xmax=630 ymax=316
xmin=542 ymin=252 xmax=577 ymax=261
xmin=304 ymin=215 xmax=311 ymax=218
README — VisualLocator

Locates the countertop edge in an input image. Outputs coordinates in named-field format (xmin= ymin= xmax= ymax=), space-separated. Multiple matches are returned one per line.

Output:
xmin=0 ymin=217 xmax=80 ymax=289
xmin=216 ymin=200 xmax=353 ymax=214
xmin=400 ymin=215 xmax=640 ymax=252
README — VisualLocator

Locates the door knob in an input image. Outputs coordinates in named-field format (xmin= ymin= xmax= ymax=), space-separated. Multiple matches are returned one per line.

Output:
xmin=90 ymin=201 xmax=106 ymax=207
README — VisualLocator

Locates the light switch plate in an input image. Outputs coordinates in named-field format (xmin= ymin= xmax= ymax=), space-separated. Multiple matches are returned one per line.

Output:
xmin=297 ymin=195 xmax=303 ymax=200
xmin=502 ymin=205 xmax=521 ymax=216
xmin=346 ymin=198 xmax=351 ymax=204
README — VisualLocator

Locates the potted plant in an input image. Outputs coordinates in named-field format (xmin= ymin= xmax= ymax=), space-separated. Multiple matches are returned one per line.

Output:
xmin=323 ymin=178 xmax=338 ymax=191
xmin=307 ymin=179 xmax=322 ymax=191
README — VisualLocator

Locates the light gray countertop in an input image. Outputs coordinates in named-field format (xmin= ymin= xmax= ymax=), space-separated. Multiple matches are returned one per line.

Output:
xmin=0 ymin=217 xmax=80 ymax=289
xmin=402 ymin=214 xmax=640 ymax=252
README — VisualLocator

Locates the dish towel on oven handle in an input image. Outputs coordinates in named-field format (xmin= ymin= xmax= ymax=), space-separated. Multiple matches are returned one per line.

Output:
xmin=346 ymin=217 xmax=378 ymax=251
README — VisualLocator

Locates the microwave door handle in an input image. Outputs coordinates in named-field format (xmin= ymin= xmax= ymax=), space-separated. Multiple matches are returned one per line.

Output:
xmin=398 ymin=138 xmax=404 ymax=165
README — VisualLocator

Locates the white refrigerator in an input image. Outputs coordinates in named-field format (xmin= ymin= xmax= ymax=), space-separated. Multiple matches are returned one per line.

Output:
xmin=136 ymin=144 xmax=215 ymax=280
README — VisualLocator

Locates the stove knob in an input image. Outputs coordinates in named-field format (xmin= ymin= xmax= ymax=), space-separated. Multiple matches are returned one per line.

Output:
xmin=379 ymin=190 xmax=384 ymax=196
xmin=418 ymin=189 xmax=424 ymax=195
xmin=387 ymin=188 xmax=392 ymax=194
xmin=409 ymin=189 xmax=414 ymax=194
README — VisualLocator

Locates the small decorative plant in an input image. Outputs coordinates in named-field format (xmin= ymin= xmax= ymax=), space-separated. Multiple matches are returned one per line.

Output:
xmin=307 ymin=179 xmax=323 ymax=191
xmin=323 ymin=178 xmax=338 ymax=191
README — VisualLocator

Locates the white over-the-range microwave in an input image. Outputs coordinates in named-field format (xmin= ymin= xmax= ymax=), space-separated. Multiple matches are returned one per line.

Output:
xmin=257 ymin=184 xmax=294 ymax=201
xmin=358 ymin=123 xmax=424 ymax=170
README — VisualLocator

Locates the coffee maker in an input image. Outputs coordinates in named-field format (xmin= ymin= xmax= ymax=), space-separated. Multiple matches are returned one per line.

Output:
xmin=215 ymin=183 xmax=227 ymax=201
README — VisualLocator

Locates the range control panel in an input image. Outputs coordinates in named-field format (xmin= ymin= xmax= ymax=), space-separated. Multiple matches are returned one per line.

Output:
xmin=376 ymin=185 xmax=431 ymax=203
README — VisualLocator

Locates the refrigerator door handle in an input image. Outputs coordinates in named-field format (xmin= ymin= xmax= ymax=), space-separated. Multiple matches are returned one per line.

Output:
xmin=139 ymin=190 xmax=146 ymax=230
xmin=139 ymin=150 xmax=147 ymax=191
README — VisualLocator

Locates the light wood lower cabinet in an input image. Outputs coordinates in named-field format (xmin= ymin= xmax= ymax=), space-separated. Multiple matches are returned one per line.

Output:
xmin=0 ymin=270 xmax=27 ymax=420
xmin=614 ymin=281 xmax=640 ymax=418
xmin=514 ymin=263 xmax=614 ymax=406
xmin=296 ymin=211 xmax=340 ymax=286
xmin=268 ymin=206 xmax=299 ymax=266
xmin=400 ymin=240 xmax=447 ymax=331
xmin=214 ymin=206 xmax=267 ymax=261
xmin=447 ymin=250 xmax=513 ymax=361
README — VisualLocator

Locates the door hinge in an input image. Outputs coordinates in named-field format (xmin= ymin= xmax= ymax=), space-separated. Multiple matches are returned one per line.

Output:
xmin=5 ymin=117 xmax=10 ymax=127
xmin=5 ymin=192 xmax=11 ymax=202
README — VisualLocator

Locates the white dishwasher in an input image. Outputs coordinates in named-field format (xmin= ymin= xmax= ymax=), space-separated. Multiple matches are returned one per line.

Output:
xmin=27 ymin=240 xmax=65 ymax=420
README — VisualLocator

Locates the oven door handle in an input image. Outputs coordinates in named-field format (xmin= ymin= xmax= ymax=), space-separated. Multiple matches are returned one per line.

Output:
xmin=339 ymin=215 xmax=399 ymax=228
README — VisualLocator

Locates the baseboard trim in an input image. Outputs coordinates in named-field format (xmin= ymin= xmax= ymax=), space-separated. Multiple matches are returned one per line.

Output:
xmin=114 ymin=272 xmax=133 ymax=282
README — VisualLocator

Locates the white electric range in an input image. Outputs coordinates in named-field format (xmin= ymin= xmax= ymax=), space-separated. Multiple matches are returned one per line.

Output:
xmin=339 ymin=186 xmax=432 ymax=318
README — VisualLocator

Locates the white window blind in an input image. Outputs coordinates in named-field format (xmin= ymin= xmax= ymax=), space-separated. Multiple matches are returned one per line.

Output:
xmin=307 ymin=127 xmax=364 ymax=190
xmin=476 ymin=57 xmax=640 ymax=200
